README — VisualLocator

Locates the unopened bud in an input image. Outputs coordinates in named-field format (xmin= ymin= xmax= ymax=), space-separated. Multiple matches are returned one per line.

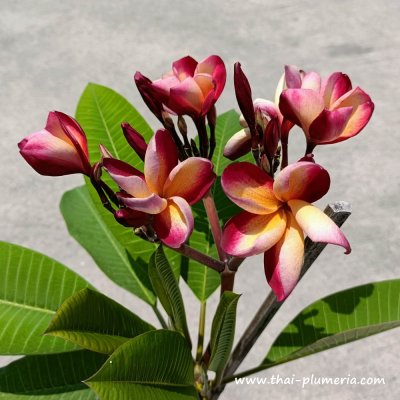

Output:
xmin=177 ymin=116 xmax=188 ymax=136
xmin=121 ymin=123 xmax=148 ymax=161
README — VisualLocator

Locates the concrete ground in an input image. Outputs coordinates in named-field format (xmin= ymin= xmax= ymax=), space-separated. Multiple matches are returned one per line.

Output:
xmin=1 ymin=0 xmax=399 ymax=398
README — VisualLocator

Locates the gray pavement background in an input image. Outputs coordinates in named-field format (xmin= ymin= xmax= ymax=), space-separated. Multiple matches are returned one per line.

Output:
xmin=1 ymin=0 xmax=400 ymax=398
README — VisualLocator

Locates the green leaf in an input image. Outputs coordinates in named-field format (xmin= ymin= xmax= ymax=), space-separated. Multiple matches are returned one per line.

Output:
xmin=45 ymin=288 xmax=155 ymax=354
xmin=60 ymin=185 xmax=157 ymax=306
xmin=209 ymin=292 xmax=240 ymax=378
xmin=262 ymin=280 xmax=400 ymax=369
xmin=85 ymin=330 xmax=197 ymax=400
xmin=149 ymin=246 xmax=191 ymax=346
xmin=182 ymin=110 xmax=246 ymax=301
xmin=75 ymin=83 xmax=153 ymax=175
xmin=0 ymin=242 xmax=90 ymax=355
xmin=0 ymin=350 xmax=106 ymax=399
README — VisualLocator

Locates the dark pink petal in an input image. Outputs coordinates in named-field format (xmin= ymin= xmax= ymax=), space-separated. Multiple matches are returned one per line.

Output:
xmin=18 ymin=129 xmax=85 ymax=176
xmin=308 ymin=106 xmax=354 ymax=144
xmin=284 ymin=65 xmax=302 ymax=88
xmin=144 ymin=129 xmax=178 ymax=195
xmin=121 ymin=122 xmax=148 ymax=161
xmin=223 ymin=128 xmax=252 ymax=160
xmin=163 ymin=158 xmax=216 ymax=205
xmin=321 ymin=72 xmax=352 ymax=108
xmin=273 ymin=161 xmax=330 ymax=203
xmin=134 ymin=72 xmax=164 ymax=122
xmin=103 ymin=158 xmax=150 ymax=197
xmin=288 ymin=200 xmax=351 ymax=253
xmin=329 ymin=87 xmax=374 ymax=143
xmin=114 ymin=208 xmax=151 ymax=228
xmin=221 ymin=209 xmax=287 ymax=257
xmin=279 ymin=89 xmax=325 ymax=133
xmin=222 ymin=162 xmax=281 ymax=214
xmin=264 ymin=212 xmax=304 ymax=301
xmin=153 ymin=196 xmax=194 ymax=248
xmin=99 ymin=144 xmax=113 ymax=159
xmin=263 ymin=117 xmax=280 ymax=158
xmin=172 ymin=56 xmax=198 ymax=80
xmin=234 ymin=62 xmax=255 ymax=131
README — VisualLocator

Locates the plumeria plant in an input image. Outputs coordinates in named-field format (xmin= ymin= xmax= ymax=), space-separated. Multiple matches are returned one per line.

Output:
xmin=1 ymin=54 xmax=399 ymax=400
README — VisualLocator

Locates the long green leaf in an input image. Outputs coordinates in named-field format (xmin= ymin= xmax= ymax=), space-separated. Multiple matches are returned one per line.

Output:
xmin=71 ymin=83 xmax=180 ymax=294
xmin=262 ymin=280 xmax=400 ymax=369
xmin=45 ymin=288 xmax=155 ymax=354
xmin=149 ymin=246 xmax=191 ymax=346
xmin=0 ymin=350 xmax=106 ymax=399
xmin=85 ymin=330 xmax=197 ymax=400
xmin=182 ymin=110 xmax=246 ymax=301
xmin=209 ymin=292 xmax=240 ymax=378
xmin=60 ymin=185 xmax=157 ymax=305
xmin=0 ymin=242 xmax=90 ymax=355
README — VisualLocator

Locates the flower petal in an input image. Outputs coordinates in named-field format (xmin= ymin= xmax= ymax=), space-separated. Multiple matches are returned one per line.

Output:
xmin=221 ymin=209 xmax=287 ymax=257
xmin=222 ymin=162 xmax=281 ymax=214
xmin=223 ymin=128 xmax=252 ymax=160
xmin=279 ymin=89 xmax=325 ymax=133
xmin=114 ymin=208 xmax=151 ymax=228
xmin=330 ymin=87 xmax=374 ymax=142
xmin=284 ymin=65 xmax=302 ymax=88
xmin=119 ymin=193 xmax=167 ymax=214
xmin=274 ymin=162 xmax=330 ymax=203
xmin=321 ymin=72 xmax=352 ymax=108
xmin=153 ymin=197 xmax=194 ymax=248
xmin=288 ymin=199 xmax=351 ymax=253
xmin=144 ymin=129 xmax=178 ymax=195
xmin=301 ymin=71 xmax=321 ymax=92
xmin=150 ymin=75 xmax=181 ymax=103
xmin=308 ymin=106 xmax=354 ymax=144
xmin=254 ymin=98 xmax=282 ymax=122
xmin=18 ymin=129 xmax=85 ymax=176
xmin=264 ymin=212 xmax=304 ymax=301
xmin=169 ymin=77 xmax=204 ymax=115
xmin=172 ymin=56 xmax=197 ymax=80
xmin=163 ymin=158 xmax=216 ymax=204
xmin=196 ymin=55 xmax=226 ymax=101
xmin=194 ymin=73 xmax=215 ymax=98
xmin=103 ymin=158 xmax=150 ymax=197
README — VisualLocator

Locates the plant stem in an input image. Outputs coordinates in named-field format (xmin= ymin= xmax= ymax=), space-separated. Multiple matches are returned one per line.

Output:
xmin=196 ymin=301 xmax=207 ymax=362
xmin=168 ymin=243 xmax=225 ymax=273
xmin=152 ymin=304 xmax=168 ymax=329
xmin=202 ymin=190 xmax=227 ymax=262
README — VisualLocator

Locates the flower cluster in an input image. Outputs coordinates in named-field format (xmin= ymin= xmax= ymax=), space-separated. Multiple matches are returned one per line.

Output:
xmin=18 ymin=55 xmax=374 ymax=301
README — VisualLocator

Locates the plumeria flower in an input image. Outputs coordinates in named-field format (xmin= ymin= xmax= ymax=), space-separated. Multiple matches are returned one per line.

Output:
xmin=18 ymin=111 xmax=91 ymax=176
xmin=279 ymin=70 xmax=374 ymax=149
xmin=139 ymin=55 xmax=226 ymax=118
xmin=103 ymin=129 xmax=216 ymax=248
xmin=221 ymin=161 xmax=351 ymax=301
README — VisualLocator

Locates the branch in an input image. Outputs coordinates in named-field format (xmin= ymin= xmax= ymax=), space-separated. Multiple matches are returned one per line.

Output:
xmin=212 ymin=201 xmax=352 ymax=396
xmin=167 ymin=243 xmax=225 ymax=273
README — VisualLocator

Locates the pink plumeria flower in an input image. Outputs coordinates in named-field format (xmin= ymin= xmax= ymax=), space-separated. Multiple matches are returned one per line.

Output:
xmin=142 ymin=55 xmax=226 ymax=118
xmin=221 ymin=161 xmax=351 ymax=301
xmin=104 ymin=129 xmax=216 ymax=248
xmin=18 ymin=111 xmax=91 ymax=176
xmin=279 ymin=70 xmax=374 ymax=148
